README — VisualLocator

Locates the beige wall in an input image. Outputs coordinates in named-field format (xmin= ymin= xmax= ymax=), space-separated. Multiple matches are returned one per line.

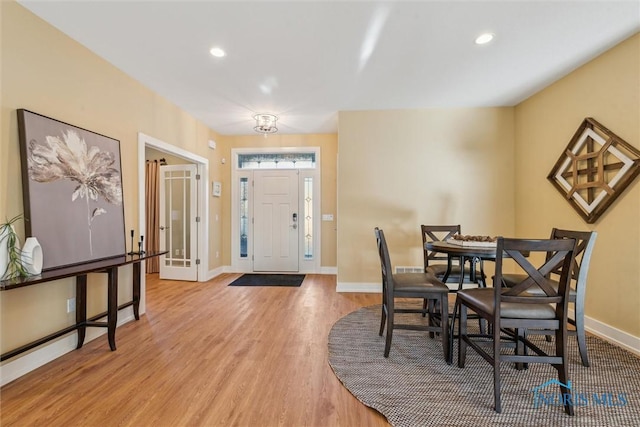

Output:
xmin=2 ymin=0 xmax=638 ymax=369
xmin=0 ymin=2 xmax=222 ymax=352
xmin=337 ymin=108 xmax=516 ymax=284
xmin=514 ymin=33 xmax=640 ymax=336
xmin=219 ymin=134 xmax=338 ymax=267
xmin=145 ymin=148 xmax=190 ymax=166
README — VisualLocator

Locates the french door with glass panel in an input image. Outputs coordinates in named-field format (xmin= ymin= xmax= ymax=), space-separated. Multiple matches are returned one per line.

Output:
xmin=159 ymin=164 xmax=198 ymax=281
xmin=253 ymin=169 xmax=299 ymax=272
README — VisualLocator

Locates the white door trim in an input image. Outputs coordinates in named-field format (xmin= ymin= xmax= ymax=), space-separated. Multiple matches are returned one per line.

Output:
xmin=230 ymin=147 xmax=321 ymax=274
xmin=137 ymin=133 xmax=209 ymax=313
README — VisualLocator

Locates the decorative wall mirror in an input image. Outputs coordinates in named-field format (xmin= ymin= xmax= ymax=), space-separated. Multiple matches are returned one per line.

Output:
xmin=547 ymin=117 xmax=640 ymax=224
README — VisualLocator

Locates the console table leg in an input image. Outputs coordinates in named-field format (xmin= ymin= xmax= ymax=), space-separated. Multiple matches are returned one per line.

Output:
xmin=133 ymin=261 xmax=141 ymax=320
xmin=76 ymin=275 xmax=87 ymax=349
xmin=107 ymin=267 xmax=118 ymax=351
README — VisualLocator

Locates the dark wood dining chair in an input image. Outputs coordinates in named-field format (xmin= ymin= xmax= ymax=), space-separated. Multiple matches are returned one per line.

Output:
xmin=374 ymin=228 xmax=450 ymax=362
xmin=421 ymin=224 xmax=485 ymax=287
xmin=456 ymin=237 xmax=577 ymax=415
xmin=499 ymin=229 xmax=597 ymax=366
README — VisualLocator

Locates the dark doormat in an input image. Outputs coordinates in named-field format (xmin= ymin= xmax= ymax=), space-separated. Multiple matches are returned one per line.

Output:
xmin=228 ymin=274 xmax=305 ymax=287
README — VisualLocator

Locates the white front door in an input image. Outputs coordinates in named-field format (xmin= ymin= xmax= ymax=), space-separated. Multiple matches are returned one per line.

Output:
xmin=253 ymin=170 xmax=299 ymax=272
xmin=159 ymin=164 xmax=198 ymax=281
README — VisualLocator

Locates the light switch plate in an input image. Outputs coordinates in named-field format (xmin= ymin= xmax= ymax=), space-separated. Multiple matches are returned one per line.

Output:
xmin=212 ymin=181 xmax=222 ymax=197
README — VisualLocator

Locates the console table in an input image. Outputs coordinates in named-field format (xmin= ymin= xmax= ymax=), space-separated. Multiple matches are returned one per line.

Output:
xmin=0 ymin=251 xmax=166 ymax=361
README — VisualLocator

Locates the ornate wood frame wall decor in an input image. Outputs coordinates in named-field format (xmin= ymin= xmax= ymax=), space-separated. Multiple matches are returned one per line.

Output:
xmin=547 ymin=117 xmax=640 ymax=223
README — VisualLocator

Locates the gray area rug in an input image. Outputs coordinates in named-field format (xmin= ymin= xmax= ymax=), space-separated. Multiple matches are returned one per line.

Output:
xmin=328 ymin=304 xmax=640 ymax=427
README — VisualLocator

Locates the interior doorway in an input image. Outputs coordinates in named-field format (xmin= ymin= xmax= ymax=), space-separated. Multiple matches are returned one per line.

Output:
xmin=137 ymin=133 xmax=209 ymax=313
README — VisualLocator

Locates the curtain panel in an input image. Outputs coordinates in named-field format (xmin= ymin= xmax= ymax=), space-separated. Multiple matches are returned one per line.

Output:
xmin=145 ymin=160 xmax=160 ymax=273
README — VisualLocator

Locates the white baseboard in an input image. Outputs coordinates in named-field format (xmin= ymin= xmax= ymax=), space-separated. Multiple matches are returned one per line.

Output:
xmin=206 ymin=265 xmax=227 ymax=281
xmin=0 ymin=310 xmax=135 ymax=387
xmin=336 ymin=281 xmax=381 ymax=293
xmin=585 ymin=315 xmax=640 ymax=356
xmin=320 ymin=266 xmax=337 ymax=275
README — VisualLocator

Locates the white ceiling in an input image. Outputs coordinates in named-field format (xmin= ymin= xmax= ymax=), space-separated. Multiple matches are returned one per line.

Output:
xmin=18 ymin=1 xmax=640 ymax=136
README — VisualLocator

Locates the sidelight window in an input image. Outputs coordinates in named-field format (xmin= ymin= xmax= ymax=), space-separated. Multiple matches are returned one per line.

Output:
xmin=304 ymin=177 xmax=313 ymax=259
xmin=239 ymin=177 xmax=248 ymax=258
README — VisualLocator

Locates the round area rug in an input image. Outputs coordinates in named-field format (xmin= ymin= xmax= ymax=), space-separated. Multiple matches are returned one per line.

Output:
xmin=328 ymin=304 xmax=640 ymax=427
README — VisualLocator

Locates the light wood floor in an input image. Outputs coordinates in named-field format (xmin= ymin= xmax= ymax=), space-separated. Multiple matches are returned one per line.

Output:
xmin=0 ymin=273 xmax=389 ymax=427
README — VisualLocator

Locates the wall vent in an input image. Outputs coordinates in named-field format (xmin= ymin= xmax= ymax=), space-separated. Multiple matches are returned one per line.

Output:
xmin=395 ymin=266 xmax=424 ymax=274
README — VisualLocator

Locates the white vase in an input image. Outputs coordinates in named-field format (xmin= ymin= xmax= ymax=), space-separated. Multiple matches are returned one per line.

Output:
xmin=0 ymin=226 xmax=9 ymax=279
xmin=21 ymin=237 xmax=43 ymax=275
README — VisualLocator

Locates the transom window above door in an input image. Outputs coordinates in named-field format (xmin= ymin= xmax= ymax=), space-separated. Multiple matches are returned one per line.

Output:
xmin=237 ymin=152 xmax=316 ymax=169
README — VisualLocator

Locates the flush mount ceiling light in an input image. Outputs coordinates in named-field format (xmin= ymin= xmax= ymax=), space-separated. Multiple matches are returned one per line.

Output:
xmin=253 ymin=113 xmax=278 ymax=135
xmin=475 ymin=33 xmax=495 ymax=45
xmin=209 ymin=47 xmax=226 ymax=57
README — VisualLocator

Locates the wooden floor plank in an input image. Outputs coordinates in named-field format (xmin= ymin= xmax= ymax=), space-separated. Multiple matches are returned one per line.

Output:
xmin=0 ymin=273 xmax=389 ymax=427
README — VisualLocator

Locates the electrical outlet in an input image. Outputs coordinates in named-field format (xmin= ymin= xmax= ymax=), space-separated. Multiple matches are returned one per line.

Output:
xmin=175 ymin=249 xmax=180 ymax=256
xmin=216 ymin=251 xmax=219 ymax=258
xmin=66 ymin=298 xmax=76 ymax=313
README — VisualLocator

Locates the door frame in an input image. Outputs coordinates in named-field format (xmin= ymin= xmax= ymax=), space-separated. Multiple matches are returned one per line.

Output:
xmin=231 ymin=147 xmax=321 ymax=273
xmin=137 ymin=133 xmax=209 ymax=312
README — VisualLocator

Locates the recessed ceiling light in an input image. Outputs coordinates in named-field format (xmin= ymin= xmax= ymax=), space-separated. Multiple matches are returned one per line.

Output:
xmin=475 ymin=33 xmax=495 ymax=45
xmin=209 ymin=47 xmax=226 ymax=58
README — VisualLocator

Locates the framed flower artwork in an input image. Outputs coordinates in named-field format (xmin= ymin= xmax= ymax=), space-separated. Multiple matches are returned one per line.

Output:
xmin=547 ymin=117 xmax=640 ymax=224
xmin=17 ymin=109 xmax=126 ymax=270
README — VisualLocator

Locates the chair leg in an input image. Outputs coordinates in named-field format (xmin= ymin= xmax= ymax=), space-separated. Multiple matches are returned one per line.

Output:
xmin=379 ymin=304 xmax=386 ymax=336
xmin=428 ymin=299 xmax=436 ymax=338
xmin=555 ymin=327 xmax=574 ymax=416
xmin=494 ymin=358 xmax=502 ymax=412
xmin=384 ymin=306 xmax=394 ymax=358
xmin=440 ymin=294 xmax=450 ymax=364
xmin=422 ymin=298 xmax=428 ymax=317
xmin=575 ymin=309 xmax=590 ymax=367
xmin=457 ymin=302 xmax=467 ymax=368
xmin=493 ymin=318 xmax=502 ymax=413
xmin=515 ymin=328 xmax=528 ymax=370
xmin=449 ymin=299 xmax=458 ymax=366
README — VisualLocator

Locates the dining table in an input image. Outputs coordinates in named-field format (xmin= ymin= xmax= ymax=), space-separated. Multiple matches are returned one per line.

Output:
xmin=424 ymin=240 xmax=499 ymax=290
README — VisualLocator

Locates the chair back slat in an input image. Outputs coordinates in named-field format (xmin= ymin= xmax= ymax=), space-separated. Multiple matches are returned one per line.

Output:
xmin=505 ymin=249 xmax=569 ymax=297
xmin=495 ymin=237 xmax=577 ymax=309
xmin=421 ymin=224 xmax=461 ymax=266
